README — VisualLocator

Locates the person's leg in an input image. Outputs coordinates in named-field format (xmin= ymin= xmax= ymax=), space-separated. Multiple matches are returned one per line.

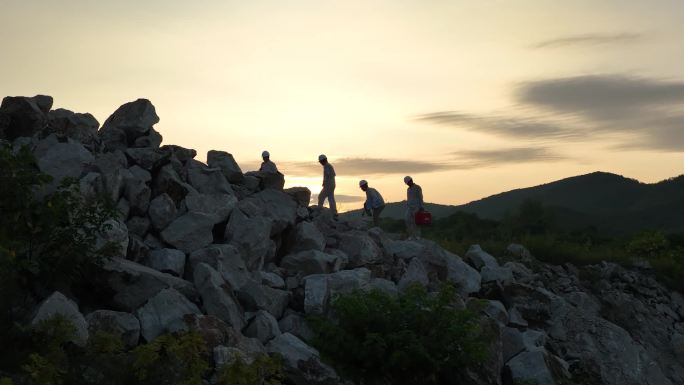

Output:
xmin=318 ymin=187 xmax=327 ymax=208
xmin=405 ymin=208 xmax=415 ymax=239
xmin=329 ymin=187 xmax=337 ymax=215
xmin=372 ymin=206 xmax=384 ymax=226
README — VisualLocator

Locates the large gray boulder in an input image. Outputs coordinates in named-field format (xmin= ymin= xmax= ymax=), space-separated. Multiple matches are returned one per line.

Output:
xmin=284 ymin=187 xmax=311 ymax=207
xmin=280 ymin=250 xmax=340 ymax=276
xmin=160 ymin=212 xmax=215 ymax=253
xmin=35 ymin=139 xmax=94 ymax=189
xmin=187 ymin=244 xmax=250 ymax=290
xmin=207 ymin=150 xmax=243 ymax=183
xmin=445 ymin=252 xmax=482 ymax=295
xmin=86 ymin=310 xmax=140 ymax=348
xmin=481 ymin=265 xmax=515 ymax=285
xmin=241 ymin=189 xmax=297 ymax=236
xmin=193 ymin=263 xmax=245 ymax=330
xmin=125 ymin=148 xmax=170 ymax=170
xmin=224 ymin=209 xmax=272 ymax=271
xmin=145 ymin=248 xmax=186 ymax=277
xmin=99 ymin=99 xmax=159 ymax=149
xmin=244 ymin=310 xmax=281 ymax=344
xmin=236 ymin=279 xmax=290 ymax=319
xmin=382 ymin=239 xmax=426 ymax=261
xmin=185 ymin=192 xmax=237 ymax=224
xmin=153 ymin=164 xmax=194 ymax=205
xmin=303 ymin=268 xmax=372 ymax=314
xmin=505 ymin=348 xmax=559 ymax=385
xmin=278 ymin=312 xmax=314 ymax=342
xmin=101 ymin=258 xmax=197 ymax=311
xmin=303 ymin=275 xmax=329 ymax=315
xmin=124 ymin=176 xmax=151 ymax=215
xmin=397 ymin=258 xmax=429 ymax=292
xmin=148 ymin=193 xmax=177 ymax=231
xmin=46 ymin=108 xmax=99 ymax=148
xmin=0 ymin=95 xmax=51 ymax=140
xmin=338 ymin=232 xmax=383 ymax=267
xmin=465 ymin=244 xmax=499 ymax=270
xmin=31 ymin=292 xmax=88 ymax=347
xmin=288 ymin=221 xmax=326 ymax=253
xmin=184 ymin=159 xmax=234 ymax=195
xmin=266 ymin=333 xmax=339 ymax=385
xmin=135 ymin=288 xmax=201 ymax=342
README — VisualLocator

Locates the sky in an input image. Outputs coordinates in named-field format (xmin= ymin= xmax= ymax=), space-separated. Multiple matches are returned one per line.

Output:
xmin=2 ymin=0 xmax=684 ymax=211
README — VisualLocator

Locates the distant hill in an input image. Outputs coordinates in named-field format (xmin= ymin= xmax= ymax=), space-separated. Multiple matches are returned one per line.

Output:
xmin=344 ymin=172 xmax=684 ymax=234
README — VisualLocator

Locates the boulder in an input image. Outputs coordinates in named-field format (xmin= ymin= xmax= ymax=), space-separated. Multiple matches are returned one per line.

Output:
xmin=224 ymin=209 xmax=272 ymax=271
xmin=397 ymin=258 xmax=429 ymax=292
xmin=160 ymin=212 xmax=215 ymax=254
xmin=369 ymin=278 xmax=399 ymax=298
xmin=125 ymin=147 xmax=170 ymax=170
xmin=31 ymin=292 xmax=88 ymax=347
xmin=129 ymin=165 xmax=151 ymax=183
xmin=338 ymin=232 xmax=383 ymax=267
xmin=236 ymin=279 xmax=290 ymax=319
xmin=482 ymin=300 xmax=509 ymax=325
xmin=100 ymin=99 xmax=159 ymax=146
xmin=280 ymin=250 xmax=339 ymax=276
xmin=35 ymin=139 xmax=94 ymax=189
xmin=288 ymin=221 xmax=326 ymax=253
xmin=303 ymin=268 xmax=372 ymax=314
xmin=278 ymin=312 xmax=315 ymax=342
xmin=505 ymin=348 xmax=558 ymax=385
xmin=445 ymin=253 xmax=482 ymax=295
xmin=126 ymin=216 xmax=150 ymax=237
xmin=135 ymin=288 xmax=201 ymax=342
xmin=284 ymin=187 xmax=312 ymax=207
xmin=207 ymin=150 xmax=243 ymax=183
xmin=193 ymin=263 xmax=246 ymax=330
xmin=153 ymin=164 xmax=194 ymax=205
xmin=185 ymin=192 xmax=237 ymax=224
xmin=0 ymin=95 xmax=51 ymax=140
xmin=266 ymin=333 xmax=339 ymax=385
xmin=148 ymin=193 xmax=177 ymax=231
xmin=46 ymin=108 xmax=99 ymax=148
xmin=124 ymin=177 xmax=151 ymax=215
xmin=303 ymin=275 xmax=329 ymax=315
xmin=255 ymin=271 xmax=286 ymax=289
xmin=160 ymin=144 xmax=197 ymax=164
xmin=184 ymin=159 xmax=234 ymax=195
xmin=382 ymin=239 xmax=426 ymax=261
xmin=244 ymin=310 xmax=281 ymax=344
xmin=145 ymin=248 xmax=186 ymax=277
xmin=101 ymin=257 xmax=197 ymax=311
xmin=187 ymin=244 xmax=249 ymax=290
xmin=481 ymin=265 xmax=515 ymax=285
xmin=86 ymin=310 xmax=141 ymax=347
xmin=241 ymin=189 xmax=297 ymax=236
xmin=245 ymin=170 xmax=286 ymax=190
xmin=465 ymin=244 xmax=499 ymax=270
xmin=133 ymin=127 xmax=163 ymax=148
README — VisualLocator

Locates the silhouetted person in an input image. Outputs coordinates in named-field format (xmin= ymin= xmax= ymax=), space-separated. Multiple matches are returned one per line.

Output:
xmin=404 ymin=176 xmax=424 ymax=240
xmin=359 ymin=179 xmax=385 ymax=226
xmin=318 ymin=154 xmax=337 ymax=217
xmin=260 ymin=150 xmax=278 ymax=173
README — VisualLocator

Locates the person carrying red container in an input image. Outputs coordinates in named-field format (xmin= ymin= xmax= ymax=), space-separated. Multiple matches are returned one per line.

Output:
xmin=404 ymin=176 xmax=424 ymax=240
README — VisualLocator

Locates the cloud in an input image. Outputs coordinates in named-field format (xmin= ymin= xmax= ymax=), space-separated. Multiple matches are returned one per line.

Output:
xmin=454 ymin=147 xmax=566 ymax=164
xmin=311 ymin=194 xmax=364 ymax=203
xmin=280 ymin=157 xmax=455 ymax=177
xmin=516 ymin=75 xmax=684 ymax=121
xmin=532 ymin=33 xmax=641 ymax=49
xmin=416 ymin=111 xmax=580 ymax=139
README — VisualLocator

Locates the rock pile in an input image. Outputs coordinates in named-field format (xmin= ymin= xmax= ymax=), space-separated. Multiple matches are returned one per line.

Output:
xmin=2 ymin=95 xmax=683 ymax=385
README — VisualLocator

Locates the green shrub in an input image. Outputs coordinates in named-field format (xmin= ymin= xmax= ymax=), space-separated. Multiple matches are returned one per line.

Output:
xmin=217 ymin=353 xmax=284 ymax=385
xmin=309 ymin=284 xmax=488 ymax=385
xmin=132 ymin=332 xmax=209 ymax=385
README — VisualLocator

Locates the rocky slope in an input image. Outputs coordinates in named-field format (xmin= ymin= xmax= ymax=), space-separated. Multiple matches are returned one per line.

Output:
xmin=1 ymin=95 xmax=683 ymax=385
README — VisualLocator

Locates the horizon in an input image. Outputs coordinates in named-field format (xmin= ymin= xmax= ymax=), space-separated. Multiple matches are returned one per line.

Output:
xmin=3 ymin=1 xmax=684 ymax=212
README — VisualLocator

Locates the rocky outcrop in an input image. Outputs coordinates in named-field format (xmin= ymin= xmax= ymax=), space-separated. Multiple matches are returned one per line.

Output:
xmin=8 ymin=96 xmax=683 ymax=385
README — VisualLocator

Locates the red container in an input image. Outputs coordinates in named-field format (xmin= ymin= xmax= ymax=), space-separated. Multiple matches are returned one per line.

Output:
xmin=414 ymin=211 xmax=432 ymax=226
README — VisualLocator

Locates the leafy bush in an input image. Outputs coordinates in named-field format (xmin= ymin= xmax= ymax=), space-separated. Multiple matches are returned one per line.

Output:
xmin=309 ymin=284 xmax=488 ymax=385
xmin=217 ymin=353 xmax=284 ymax=385
xmin=132 ymin=332 xmax=209 ymax=385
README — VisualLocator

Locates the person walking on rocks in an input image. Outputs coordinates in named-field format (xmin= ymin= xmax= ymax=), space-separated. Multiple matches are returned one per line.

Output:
xmin=359 ymin=179 xmax=385 ymax=226
xmin=404 ymin=176 xmax=424 ymax=240
xmin=318 ymin=154 xmax=337 ymax=218
xmin=259 ymin=150 xmax=278 ymax=173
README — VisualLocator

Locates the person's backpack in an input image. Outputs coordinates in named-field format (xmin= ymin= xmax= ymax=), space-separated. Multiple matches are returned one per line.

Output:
xmin=415 ymin=211 xmax=432 ymax=226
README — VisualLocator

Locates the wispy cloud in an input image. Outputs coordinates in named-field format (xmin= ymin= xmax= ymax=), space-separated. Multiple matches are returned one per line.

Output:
xmin=279 ymin=158 xmax=456 ymax=177
xmin=311 ymin=193 xmax=364 ymax=203
xmin=416 ymin=111 xmax=580 ymax=139
xmin=454 ymin=147 xmax=566 ymax=164
xmin=532 ymin=33 xmax=641 ymax=49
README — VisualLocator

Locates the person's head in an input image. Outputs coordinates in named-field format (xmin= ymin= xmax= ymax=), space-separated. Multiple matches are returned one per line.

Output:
xmin=262 ymin=150 xmax=270 ymax=161
xmin=318 ymin=154 xmax=327 ymax=165
xmin=404 ymin=176 xmax=413 ymax=186
xmin=359 ymin=179 xmax=368 ymax=191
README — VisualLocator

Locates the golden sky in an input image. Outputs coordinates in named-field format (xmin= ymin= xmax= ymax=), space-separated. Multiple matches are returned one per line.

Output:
xmin=2 ymin=0 xmax=684 ymax=211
